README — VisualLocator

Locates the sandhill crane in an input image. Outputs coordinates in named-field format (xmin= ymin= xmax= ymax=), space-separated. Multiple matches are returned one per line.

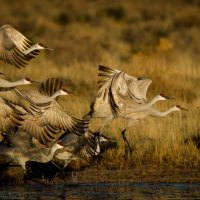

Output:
xmin=121 ymin=104 xmax=188 ymax=154
xmin=0 ymin=24 xmax=53 ymax=68
xmin=53 ymin=130 xmax=117 ymax=169
xmin=0 ymin=98 xmax=23 ymax=137
xmin=17 ymin=78 xmax=89 ymax=146
xmin=0 ymin=132 xmax=64 ymax=171
xmin=85 ymin=65 xmax=186 ymax=155
xmin=0 ymin=76 xmax=43 ymax=117
xmin=85 ymin=65 xmax=172 ymax=127
xmin=20 ymin=78 xmax=73 ymax=104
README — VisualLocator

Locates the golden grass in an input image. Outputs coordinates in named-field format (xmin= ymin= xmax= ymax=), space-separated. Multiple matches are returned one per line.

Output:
xmin=1 ymin=52 xmax=200 ymax=169
xmin=0 ymin=0 xmax=200 ymax=169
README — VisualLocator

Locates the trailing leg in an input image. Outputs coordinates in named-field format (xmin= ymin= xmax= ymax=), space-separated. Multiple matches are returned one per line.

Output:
xmin=121 ymin=129 xmax=133 ymax=158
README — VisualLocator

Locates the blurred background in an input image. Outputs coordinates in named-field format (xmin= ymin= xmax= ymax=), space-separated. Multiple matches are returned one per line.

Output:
xmin=1 ymin=0 xmax=200 ymax=62
xmin=0 ymin=0 xmax=200 ymax=167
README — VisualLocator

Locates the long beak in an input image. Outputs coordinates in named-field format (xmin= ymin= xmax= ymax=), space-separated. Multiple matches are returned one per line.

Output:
xmin=62 ymin=88 xmax=75 ymax=95
xmin=30 ymin=79 xmax=40 ymax=83
xmin=180 ymin=107 xmax=188 ymax=111
xmin=177 ymin=105 xmax=188 ymax=111
xmin=165 ymin=96 xmax=174 ymax=100
xmin=44 ymin=47 xmax=54 ymax=51
xmin=67 ymin=90 xmax=74 ymax=95
xmin=160 ymin=93 xmax=174 ymax=100
xmin=43 ymin=45 xmax=54 ymax=51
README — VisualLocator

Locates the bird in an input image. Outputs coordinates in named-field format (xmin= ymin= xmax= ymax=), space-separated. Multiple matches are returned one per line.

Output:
xmin=20 ymin=78 xmax=73 ymax=104
xmin=0 ymin=76 xmax=44 ymax=117
xmin=84 ymin=65 xmax=172 ymax=129
xmin=0 ymin=132 xmax=64 ymax=171
xmin=0 ymin=24 xmax=53 ymax=68
xmin=18 ymin=78 xmax=90 ymax=146
xmin=53 ymin=130 xmax=117 ymax=169
xmin=121 ymin=104 xmax=188 ymax=154
xmin=0 ymin=97 xmax=24 ymax=137
xmin=84 ymin=65 xmax=152 ymax=122
xmin=85 ymin=65 xmax=186 ymax=156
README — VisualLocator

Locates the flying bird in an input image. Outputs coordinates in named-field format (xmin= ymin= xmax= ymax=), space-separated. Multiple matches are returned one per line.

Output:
xmin=0 ymin=24 xmax=53 ymax=68
xmin=0 ymin=76 xmax=44 ymax=117
xmin=0 ymin=131 xmax=64 ymax=171
xmin=85 ymin=65 xmax=186 ymax=156
xmin=18 ymin=78 xmax=90 ymax=146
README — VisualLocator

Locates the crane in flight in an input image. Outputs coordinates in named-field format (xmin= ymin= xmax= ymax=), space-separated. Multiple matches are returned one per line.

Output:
xmin=14 ymin=78 xmax=90 ymax=146
xmin=85 ymin=65 xmax=187 ymax=156
xmin=0 ymin=24 xmax=53 ymax=68
xmin=0 ymin=131 xmax=64 ymax=172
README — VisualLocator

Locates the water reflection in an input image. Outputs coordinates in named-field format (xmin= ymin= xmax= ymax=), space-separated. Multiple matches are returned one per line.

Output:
xmin=0 ymin=182 xmax=200 ymax=199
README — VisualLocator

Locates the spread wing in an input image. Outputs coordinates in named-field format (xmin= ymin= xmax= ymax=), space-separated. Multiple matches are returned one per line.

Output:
xmin=0 ymin=88 xmax=42 ymax=117
xmin=109 ymin=72 xmax=145 ymax=116
xmin=137 ymin=77 xmax=152 ymax=100
xmin=21 ymin=100 xmax=89 ymax=145
xmin=87 ymin=65 xmax=120 ymax=118
xmin=0 ymin=98 xmax=24 ymax=132
xmin=0 ymin=24 xmax=35 ymax=68
xmin=43 ymin=101 xmax=90 ymax=136
xmin=124 ymin=73 xmax=143 ymax=102
xmin=97 ymin=65 xmax=119 ymax=90
xmin=21 ymin=119 xmax=63 ymax=146
xmin=40 ymin=78 xmax=63 ymax=97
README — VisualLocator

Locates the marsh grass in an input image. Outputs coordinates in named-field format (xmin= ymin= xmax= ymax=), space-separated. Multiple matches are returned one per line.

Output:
xmin=1 ymin=53 xmax=200 ymax=169
xmin=0 ymin=0 xmax=200 ymax=170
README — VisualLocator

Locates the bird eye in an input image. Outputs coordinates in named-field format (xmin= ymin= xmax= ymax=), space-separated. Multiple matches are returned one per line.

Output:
xmin=25 ymin=77 xmax=30 ymax=81
xmin=39 ymin=43 xmax=44 ymax=47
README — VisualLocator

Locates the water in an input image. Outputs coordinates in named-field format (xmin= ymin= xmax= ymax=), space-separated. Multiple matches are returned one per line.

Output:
xmin=0 ymin=182 xmax=200 ymax=199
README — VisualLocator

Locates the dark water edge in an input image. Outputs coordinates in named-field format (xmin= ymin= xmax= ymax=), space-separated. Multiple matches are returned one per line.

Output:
xmin=0 ymin=182 xmax=200 ymax=199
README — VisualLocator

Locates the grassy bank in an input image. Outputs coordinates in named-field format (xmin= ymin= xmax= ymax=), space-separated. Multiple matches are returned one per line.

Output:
xmin=1 ymin=54 xmax=200 ymax=170
xmin=0 ymin=0 xmax=200 ymax=172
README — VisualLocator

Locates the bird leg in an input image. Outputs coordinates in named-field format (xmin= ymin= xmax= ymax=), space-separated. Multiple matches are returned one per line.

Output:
xmin=121 ymin=129 xmax=133 ymax=158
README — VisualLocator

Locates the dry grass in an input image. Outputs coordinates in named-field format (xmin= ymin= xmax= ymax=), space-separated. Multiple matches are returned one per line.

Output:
xmin=0 ymin=0 xmax=200 ymax=170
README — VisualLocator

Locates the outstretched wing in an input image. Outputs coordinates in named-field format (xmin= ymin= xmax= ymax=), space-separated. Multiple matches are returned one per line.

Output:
xmin=21 ymin=119 xmax=64 ymax=146
xmin=137 ymin=77 xmax=152 ymax=100
xmin=97 ymin=65 xmax=119 ymax=89
xmin=0 ymin=24 xmax=34 ymax=68
xmin=0 ymin=98 xmax=23 ymax=132
xmin=44 ymin=101 xmax=90 ymax=136
xmin=40 ymin=78 xmax=63 ymax=97
xmin=0 ymin=88 xmax=42 ymax=117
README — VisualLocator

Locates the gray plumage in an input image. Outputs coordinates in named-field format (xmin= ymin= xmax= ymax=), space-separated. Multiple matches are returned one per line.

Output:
xmin=0 ymin=24 xmax=52 ymax=68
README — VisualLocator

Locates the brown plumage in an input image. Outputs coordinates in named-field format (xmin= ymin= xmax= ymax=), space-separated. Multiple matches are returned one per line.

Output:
xmin=0 ymin=24 xmax=52 ymax=68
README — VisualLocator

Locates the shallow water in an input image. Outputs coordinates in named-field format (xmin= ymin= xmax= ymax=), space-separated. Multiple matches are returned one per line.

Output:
xmin=0 ymin=182 xmax=200 ymax=199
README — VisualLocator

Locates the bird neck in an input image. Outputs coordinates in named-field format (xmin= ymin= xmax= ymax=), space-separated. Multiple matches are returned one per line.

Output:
xmin=134 ymin=96 xmax=160 ymax=111
xmin=49 ymin=144 xmax=60 ymax=158
xmin=152 ymin=106 xmax=178 ymax=117
xmin=38 ymin=91 xmax=61 ymax=104
xmin=0 ymin=79 xmax=26 ymax=88
xmin=51 ymin=90 xmax=62 ymax=99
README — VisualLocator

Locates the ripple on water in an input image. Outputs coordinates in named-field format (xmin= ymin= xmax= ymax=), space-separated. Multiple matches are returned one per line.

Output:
xmin=0 ymin=182 xmax=200 ymax=199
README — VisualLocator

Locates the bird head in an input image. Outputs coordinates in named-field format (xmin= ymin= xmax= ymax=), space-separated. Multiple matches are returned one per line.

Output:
xmin=175 ymin=105 xmax=188 ymax=111
xmin=24 ymin=78 xmax=39 ymax=84
xmin=56 ymin=141 xmax=65 ymax=149
xmin=159 ymin=93 xmax=174 ymax=100
xmin=60 ymin=88 xmax=74 ymax=95
xmin=38 ymin=43 xmax=54 ymax=50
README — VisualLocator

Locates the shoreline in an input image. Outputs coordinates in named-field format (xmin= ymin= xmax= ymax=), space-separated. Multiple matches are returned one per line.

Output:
xmin=1 ymin=165 xmax=200 ymax=186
